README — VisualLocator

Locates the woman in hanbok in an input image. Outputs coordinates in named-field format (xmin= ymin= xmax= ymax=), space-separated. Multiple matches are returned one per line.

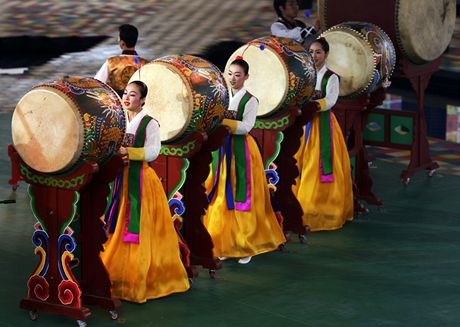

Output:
xmin=204 ymin=58 xmax=286 ymax=264
xmin=293 ymin=38 xmax=354 ymax=231
xmin=102 ymin=81 xmax=189 ymax=303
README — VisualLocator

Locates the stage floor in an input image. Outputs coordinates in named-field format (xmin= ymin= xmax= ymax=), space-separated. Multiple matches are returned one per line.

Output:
xmin=1 ymin=112 xmax=460 ymax=327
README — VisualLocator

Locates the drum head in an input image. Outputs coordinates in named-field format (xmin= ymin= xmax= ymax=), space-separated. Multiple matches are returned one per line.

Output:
xmin=226 ymin=44 xmax=288 ymax=116
xmin=323 ymin=28 xmax=376 ymax=97
xmin=130 ymin=63 xmax=193 ymax=142
xmin=12 ymin=88 xmax=84 ymax=173
xmin=398 ymin=0 xmax=456 ymax=63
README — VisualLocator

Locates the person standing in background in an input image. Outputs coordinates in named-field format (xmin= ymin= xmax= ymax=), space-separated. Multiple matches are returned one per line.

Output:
xmin=271 ymin=0 xmax=320 ymax=47
xmin=95 ymin=24 xmax=149 ymax=97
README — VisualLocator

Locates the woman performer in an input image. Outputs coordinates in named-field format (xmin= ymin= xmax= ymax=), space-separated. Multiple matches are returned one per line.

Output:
xmin=293 ymin=38 xmax=354 ymax=231
xmin=102 ymin=81 xmax=190 ymax=303
xmin=204 ymin=58 xmax=286 ymax=264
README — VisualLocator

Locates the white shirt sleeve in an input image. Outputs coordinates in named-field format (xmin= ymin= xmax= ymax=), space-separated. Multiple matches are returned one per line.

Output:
xmin=143 ymin=119 xmax=161 ymax=162
xmin=323 ymin=74 xmax=340 ymax=111
xmin=94 ymin=61 xmax=109 ymax=83
xmin=271 ymin=22 xmax=304 ymax=43
xmin=234 ymin=97 xmax=258 ymax=135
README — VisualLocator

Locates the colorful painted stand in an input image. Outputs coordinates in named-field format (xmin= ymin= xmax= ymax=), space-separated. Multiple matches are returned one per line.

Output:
xmin=10 ymin=146 xmax=123 ymax=325
xmin=150 ymin=126 xmax=229 ymax=277
xmin=251 ymin=102 xmax=318 ymax=239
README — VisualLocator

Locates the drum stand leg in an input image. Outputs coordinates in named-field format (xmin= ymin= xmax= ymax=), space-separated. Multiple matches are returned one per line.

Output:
xmin=399 ymin=59 xmax=441 ymax=184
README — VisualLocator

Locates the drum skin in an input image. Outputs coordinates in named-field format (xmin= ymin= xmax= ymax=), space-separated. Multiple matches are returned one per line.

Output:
xmin=318 ymin=0 xmax=456 ymax=64
xmin=11 ymin=76 xmax=126 ymax=173
xmin=322 ymin=22 xmax=396 ymax=98
xmin=226 ymin=37 xmax=316 ymax=117
xmin=129 ymin=55 xmax=228 ymax=143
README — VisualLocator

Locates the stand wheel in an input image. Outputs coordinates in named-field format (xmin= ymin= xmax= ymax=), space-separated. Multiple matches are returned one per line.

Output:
xmin=278 ymin=243 xmax=286 ymax=251
xmin=29 ymin=310 xmax=38 ymax=321
xmin=77 ymin=320 xmax=87 ymax=327
xmin=427 ymin=169 xmax=436 ymax=177
xmin=401 ymin=177 xmax=410 ymax=186
xmin=188 ymin=277 xmax=194 ymax=285
xmin=356 ymin=203 xmax=369 ymax=214
xmin=109 ymin=310 xmax=119 ymax=320
xmin=299 ymin=234 xmax=306 ymax=244
xmin=209 ymin=269 xmax=216 ymax=279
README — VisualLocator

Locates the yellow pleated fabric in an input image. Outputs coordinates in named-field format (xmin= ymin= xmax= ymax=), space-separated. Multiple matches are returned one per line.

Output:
xmin=101 ymin=163 xmax=190 ymax=303
xmin=204 ymin=135 xmax=286 ymax=258
xmin=293 ymin=113 xmax=354 ymax=231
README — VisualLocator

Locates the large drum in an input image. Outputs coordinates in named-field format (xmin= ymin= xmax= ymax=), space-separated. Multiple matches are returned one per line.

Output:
xmin=129 ymin=55 xmax=228 ymax=143
xmin=226 ymin=37 xmax=316 ymax=117
xmin=12 ymin=76 xmax=126 ymax=173
xmin=322 ymin=22 xmax=396 ymax=98
xmin=319 ymin=0 xmax=456 ymax=65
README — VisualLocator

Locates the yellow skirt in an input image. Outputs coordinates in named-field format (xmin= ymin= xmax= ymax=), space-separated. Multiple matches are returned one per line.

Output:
xmin=293 ymin=112 xmax=354 ymax=231
xmin=101 ymin=163 xmax=190 ymax=303
xmin=204 ymin=135 xmax=286 ymax=258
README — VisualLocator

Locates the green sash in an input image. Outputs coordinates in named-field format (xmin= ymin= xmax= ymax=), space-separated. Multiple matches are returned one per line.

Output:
xmin=233 ymin=92 xmax=252 ymax=203
xmin=319 ymin=70 xmax=335 ymax=181
xmin=125 ymin=115 xmax=153 ymax=242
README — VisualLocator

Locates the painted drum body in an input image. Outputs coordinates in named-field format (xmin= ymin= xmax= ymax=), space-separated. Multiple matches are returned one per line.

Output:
xmin=226 ymin=37 xmax=316 ymax=117
xmin=322 ymin=22 xmax=396 ymax=97
xmin=12 ymin=76 xmax=126 ymax=173
xmin=129 ymin=55 xmax=228 ymax=143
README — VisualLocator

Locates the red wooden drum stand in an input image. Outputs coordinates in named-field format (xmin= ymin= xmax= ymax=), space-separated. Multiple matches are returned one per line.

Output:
xmin=251 ymin=102 xmax=318 ymax=241
xmin=9 ymin=145 xmax=123 ymax=326
xmin=397 ymin=58 xmax=441 ymax=184
xmin=151 ymin=126 xmax=229 ymax=277
xmin=334 ymin=89 xmax=385 ymax=211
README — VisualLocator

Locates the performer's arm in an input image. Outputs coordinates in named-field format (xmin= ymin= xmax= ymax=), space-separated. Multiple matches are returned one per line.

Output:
xmin=222 ymin=97 xmax=258 ymax=135
xmin=271 ymin=22 xmax=317 ymax=44
xmin=127 ymin=120 xmax=161 ymax=162
xmin=314 ymin=74 xmax=339 ymax=111
xmin=271 ymin=22 xmax=304 ymax=43
xmin=94 ymin=61 xmax=109 ymax=83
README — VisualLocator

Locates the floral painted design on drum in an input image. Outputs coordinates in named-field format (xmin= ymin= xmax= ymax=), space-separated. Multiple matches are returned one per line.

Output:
xmin=154 ymin=55 xmax=228 ymax=142
xmin=45 ymin=76 xmax=125 ymax=168
xmin=335 ymin=22 xmax=396 ymax=92
xmin=248 ymin=37 xmax=316 ymax=115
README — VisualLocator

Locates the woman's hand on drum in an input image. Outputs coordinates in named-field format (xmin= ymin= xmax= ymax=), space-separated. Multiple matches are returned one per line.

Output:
xmin=118 ymin=146 xmax=128 ymax=155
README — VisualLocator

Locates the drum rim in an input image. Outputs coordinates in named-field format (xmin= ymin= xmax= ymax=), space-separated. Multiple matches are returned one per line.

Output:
xmin=12 ymin=86 xmax=85 ymax=173
xmin=318 ymin=0 xmax=329 ymax=32
xmin=322 ymin=25 xmax=377 ymax=98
